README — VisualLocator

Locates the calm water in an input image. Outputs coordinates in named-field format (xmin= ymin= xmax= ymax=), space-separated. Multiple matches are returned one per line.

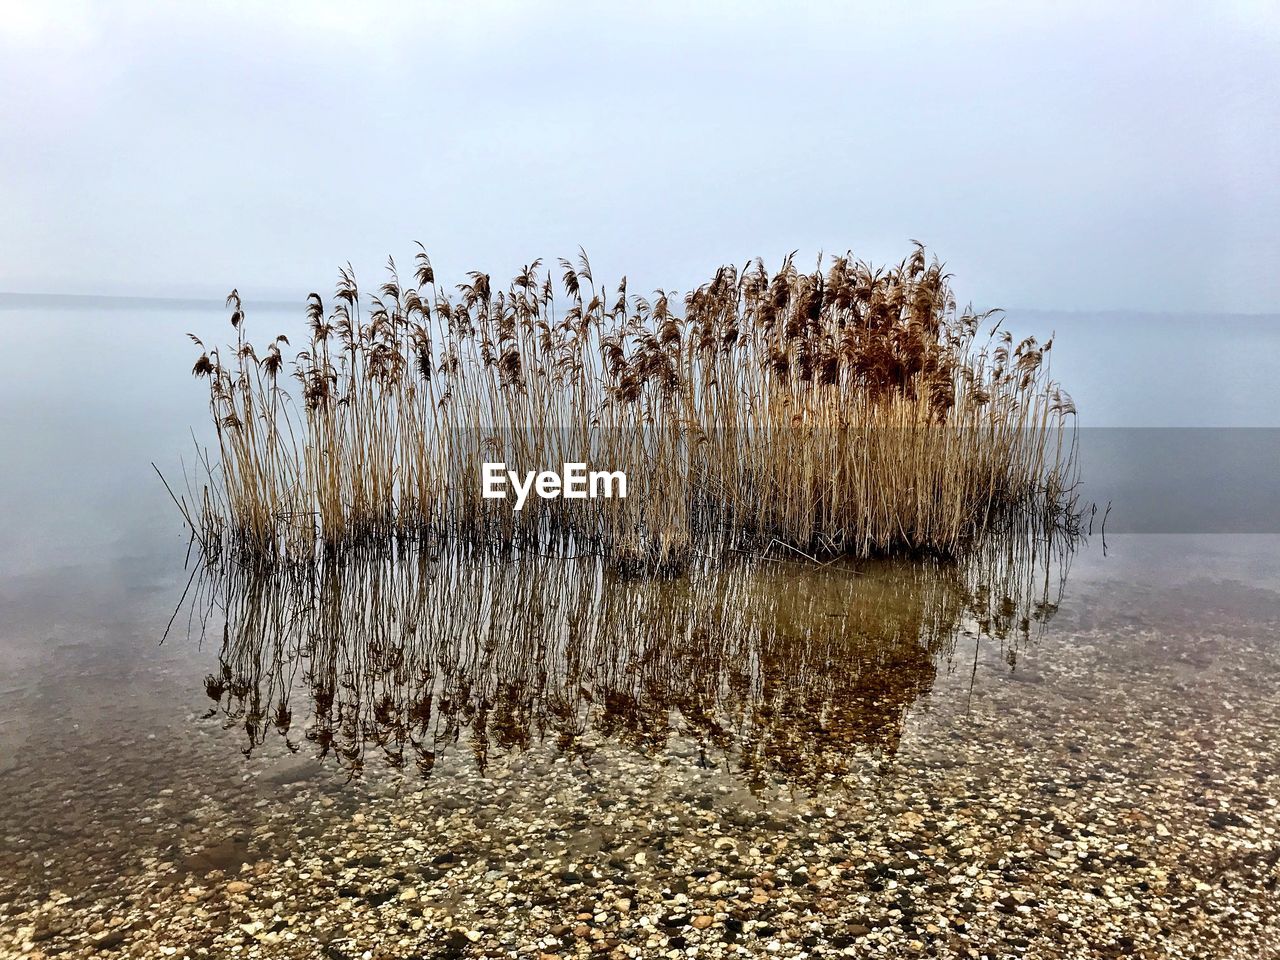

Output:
xmin=1 ymin=293 xmax=1277 ymax=778
xmin=1 ymin=296 xmax=1278 ymax=956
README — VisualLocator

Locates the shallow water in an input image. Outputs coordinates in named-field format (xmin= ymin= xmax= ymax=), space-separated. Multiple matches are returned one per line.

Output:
xmin=1 ymin=296 xmax=1278 ymax=958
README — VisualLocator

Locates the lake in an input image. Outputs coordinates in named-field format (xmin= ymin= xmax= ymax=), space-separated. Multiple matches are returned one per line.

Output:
xmin=1 ymin=294 xmax=1277 ymax=958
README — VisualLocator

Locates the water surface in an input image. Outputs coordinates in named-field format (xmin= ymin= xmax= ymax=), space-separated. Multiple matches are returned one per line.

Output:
xmin=1 ymin=295 xmax=1277 ymax=958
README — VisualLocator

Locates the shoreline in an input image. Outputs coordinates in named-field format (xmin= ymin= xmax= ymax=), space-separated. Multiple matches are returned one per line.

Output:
xmin=2 ymin=572 xmax=1277 ymax=959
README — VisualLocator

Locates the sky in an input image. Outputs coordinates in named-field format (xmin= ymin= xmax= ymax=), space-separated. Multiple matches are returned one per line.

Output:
xmin=1 ymin=0 xmax=1277 ymax=313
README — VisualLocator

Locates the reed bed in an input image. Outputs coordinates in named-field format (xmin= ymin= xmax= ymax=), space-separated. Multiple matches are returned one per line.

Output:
xmin=181 ymin=244 xmax=1078 ymax=568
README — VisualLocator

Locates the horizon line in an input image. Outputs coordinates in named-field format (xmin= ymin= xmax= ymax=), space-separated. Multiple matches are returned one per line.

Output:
xmin=1 ymin=289 xmax=1277 ymax=320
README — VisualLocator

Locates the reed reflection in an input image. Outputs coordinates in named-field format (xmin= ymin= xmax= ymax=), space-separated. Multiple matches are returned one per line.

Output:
xmin=184 ymin=526 xmax=1072 ymax=788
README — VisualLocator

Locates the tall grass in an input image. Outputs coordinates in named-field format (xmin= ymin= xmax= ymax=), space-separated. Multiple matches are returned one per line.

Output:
xmin=182 ymin=243 xmax=1078 ymax=567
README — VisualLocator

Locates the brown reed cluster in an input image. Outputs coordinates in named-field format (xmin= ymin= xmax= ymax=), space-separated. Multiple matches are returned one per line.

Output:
xmin=181 ymin=243 xmax=1078 ymax=567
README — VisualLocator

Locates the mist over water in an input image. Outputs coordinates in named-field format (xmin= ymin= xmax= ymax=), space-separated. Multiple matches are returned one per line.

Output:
xmin=1007 ymin=308 xmax=1280 ymax=428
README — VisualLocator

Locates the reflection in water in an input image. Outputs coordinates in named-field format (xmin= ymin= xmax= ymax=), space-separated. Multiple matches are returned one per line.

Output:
xmin=181 ymin=527 xmax=1073 ymax=788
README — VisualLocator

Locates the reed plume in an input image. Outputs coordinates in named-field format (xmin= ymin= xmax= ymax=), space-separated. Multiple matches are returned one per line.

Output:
xmin=183 ymin=243 xmax=1079 ymax=568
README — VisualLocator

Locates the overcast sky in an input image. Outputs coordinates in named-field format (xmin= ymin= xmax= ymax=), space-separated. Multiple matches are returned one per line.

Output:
xmin=2 ymin=1 xmax=1277 ymax=312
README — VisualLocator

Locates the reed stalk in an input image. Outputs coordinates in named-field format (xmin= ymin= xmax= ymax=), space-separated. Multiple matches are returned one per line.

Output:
xmin=185 ymin=244 xmax=1079 ymax=567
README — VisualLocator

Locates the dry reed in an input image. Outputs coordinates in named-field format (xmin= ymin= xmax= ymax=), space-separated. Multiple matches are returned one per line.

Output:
xmin=180 ymin=243 xmax=1079 ymax=568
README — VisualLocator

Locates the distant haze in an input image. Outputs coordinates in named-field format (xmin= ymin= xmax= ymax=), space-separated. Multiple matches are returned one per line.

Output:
xmin=2 ymin=1 xmax=1278 ymax=313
